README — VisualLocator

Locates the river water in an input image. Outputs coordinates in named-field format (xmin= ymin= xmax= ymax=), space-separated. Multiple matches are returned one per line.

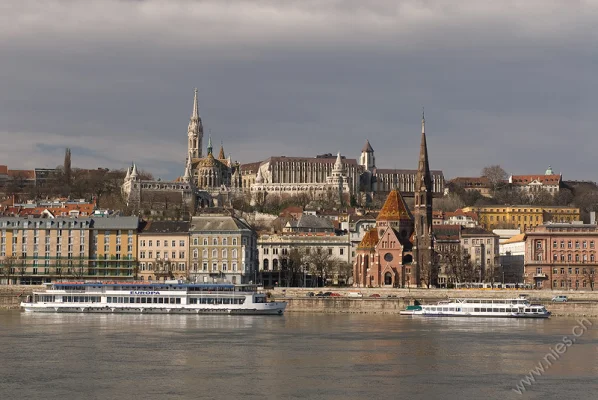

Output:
xmin=0 ymin=311 xmax=597 ymax=400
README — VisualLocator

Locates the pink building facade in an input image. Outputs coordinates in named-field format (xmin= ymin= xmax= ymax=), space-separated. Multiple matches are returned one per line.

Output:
xmin=525 ymin=224 xmax=598 ymax=290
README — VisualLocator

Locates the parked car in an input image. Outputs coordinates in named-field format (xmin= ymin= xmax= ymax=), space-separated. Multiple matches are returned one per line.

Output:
xmin=347 ymin=292 xmax=363 ymax=298
xmin=386 ymin=294 xmax=397 ymax=298
xmin=323 ymin=292 xmax=333 ymax=297
xmin=369 ymin=294 xmax=381 ymax=298
xmin=552 ymin=295 xmax=568 ymax=303
xmin=315 ymin=291 xmax=325 ymax=297
xmin=330 ymin=292 xmax=342 ymax=297
xmin=306 ymin=292 xmax=315 ymax=297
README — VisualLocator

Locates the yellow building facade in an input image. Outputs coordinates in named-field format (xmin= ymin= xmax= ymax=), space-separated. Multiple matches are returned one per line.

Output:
xmin=90 ymin=217 xmax=139 ymax=279
xmin=461 ymin=206 xmax=580 ymax=232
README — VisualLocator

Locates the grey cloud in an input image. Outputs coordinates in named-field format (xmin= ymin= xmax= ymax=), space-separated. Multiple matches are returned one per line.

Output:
xmin=0 ymin=0 xmax=597 ymax=181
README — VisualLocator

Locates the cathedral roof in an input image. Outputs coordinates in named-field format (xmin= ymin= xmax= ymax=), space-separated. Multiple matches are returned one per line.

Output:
xmin=199 ymin=153 xmax=219 ymax=168
xmin=362 ymin=140 xmax=374 ymax=152
xmin=357 ymin=228 xmax=379 ymax=249
xmin=218 ymin=145 xmax=225 ymax=160
xmin=376 ymin=189 xmax=413 ymax=222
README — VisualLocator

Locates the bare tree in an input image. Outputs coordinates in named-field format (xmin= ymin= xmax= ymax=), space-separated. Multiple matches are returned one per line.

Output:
xmin=582 ymin=266 xmax=595 ymax=291
xmin=303 ymin=247 xmax=339 ymax=287
xmin=0 ymin=255 xmax=18 ymax=285
xmin=435 ymin=194 xmax=465 ymax=212
xmin=481 ymin=165 xmax=508 ymax=195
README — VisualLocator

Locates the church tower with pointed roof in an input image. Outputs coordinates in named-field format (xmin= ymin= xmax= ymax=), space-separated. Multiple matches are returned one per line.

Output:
xmin=412 ymin=112 xmax=436 ymax=287
xmin=188 ymin=88 xmax=203 ymax=160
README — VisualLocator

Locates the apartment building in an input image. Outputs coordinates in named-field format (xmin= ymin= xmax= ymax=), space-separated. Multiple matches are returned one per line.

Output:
xmin=137 ymin=221 xmax=190 ymax=282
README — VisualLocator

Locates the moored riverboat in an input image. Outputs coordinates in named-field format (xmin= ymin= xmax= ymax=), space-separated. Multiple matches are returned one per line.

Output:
xmin=20 ymin=282 xmax=286 ymax=315
xmin=400 ymin=297 xmax=550 ymax=318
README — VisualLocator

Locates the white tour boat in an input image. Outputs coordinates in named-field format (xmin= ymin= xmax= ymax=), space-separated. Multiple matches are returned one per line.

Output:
xmin=400 ymin=297 xmax=550 ymax=318
xmin=21 ymin=282 xmax=287 ymax=315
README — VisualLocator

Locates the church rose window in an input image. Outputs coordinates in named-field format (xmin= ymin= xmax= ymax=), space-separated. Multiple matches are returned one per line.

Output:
xmin=384 ymin=253 xmax=393 ymax=262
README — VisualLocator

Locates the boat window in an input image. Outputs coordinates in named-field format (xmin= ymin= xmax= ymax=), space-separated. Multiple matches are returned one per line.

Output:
xmin=500 ymin=308 xmax=505 ymax=312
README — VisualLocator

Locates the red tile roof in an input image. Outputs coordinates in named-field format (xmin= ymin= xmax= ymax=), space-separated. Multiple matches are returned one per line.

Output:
xmin=7 ymin=169 xmax=35 ymax=179
xmin=357 ymin=228 xmax=379 ymax=249
xmin=450 ymin=177 xmax=491 ymax=188
xmin=377 ymin=189 xmax=412 ymax=222
xmin=510 ymin=175 xmax=561 ymax=185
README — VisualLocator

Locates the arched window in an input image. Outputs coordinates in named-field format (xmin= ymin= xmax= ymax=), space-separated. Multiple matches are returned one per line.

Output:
xmin=212 ymin=249 xmax=217 ymax=258
xmin=193 ymin=249 xmax=198 ymax=259
xmin=193 ymin=238 xmax=198 ymax=246
xmin=213 ymin=238 xmax=218 ymax=245
xmin=263 ymin=259 xmax=269 ymax=271
xmin=203 ymin=238 xmax=208 ymax=245
xmin=202 ymin=249 xmax=208 ymax=258
xmin=222 ymin=249 xmax=227 ymax=258
xmin=223 ymin=238 xmax=227 ymax=246
xmin=273 ymin=259 xmax=279 ymax=270
xmin=232 ymin=249 xmax=237 ymax=258
xmin=233 ymin=238 xmax=237 ymax=245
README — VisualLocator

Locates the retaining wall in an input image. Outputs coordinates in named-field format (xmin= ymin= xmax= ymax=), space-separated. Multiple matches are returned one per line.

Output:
xmin=0 ymin=286 xmax=42 ymax=309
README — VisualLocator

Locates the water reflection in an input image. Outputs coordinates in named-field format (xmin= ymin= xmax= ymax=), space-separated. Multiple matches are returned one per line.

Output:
xmin=1 ymin=311 xmax=597 ymax=400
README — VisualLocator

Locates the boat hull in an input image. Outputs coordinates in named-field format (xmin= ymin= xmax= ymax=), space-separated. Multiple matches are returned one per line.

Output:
xmin=21 ymin=302 xmax=287 ymax=316
xmin=399 ymin=311 xmax=550 ymax=319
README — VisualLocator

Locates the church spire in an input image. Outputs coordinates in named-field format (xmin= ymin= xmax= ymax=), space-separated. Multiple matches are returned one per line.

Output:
xmin=207 ymin=134 xmax=213 ymax=156
xmin=188 ymin=88 xmax=203 ymax=159
xmin=218 ymin=141 xmax=226 ymax=160
xmin=417 ymin=111 xmax=432 ymax=188
xmin=191 ymin=88 xmax=199 ymax=119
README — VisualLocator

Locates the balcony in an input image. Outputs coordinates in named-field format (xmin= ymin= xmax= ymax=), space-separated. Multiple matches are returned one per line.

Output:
xmin=533 ymin=273 xmax=548 ymax=279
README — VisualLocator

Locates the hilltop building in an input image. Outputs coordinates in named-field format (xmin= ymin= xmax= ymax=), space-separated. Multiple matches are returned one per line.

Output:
xmin=122 ymin=89 xmax=446 ymax=211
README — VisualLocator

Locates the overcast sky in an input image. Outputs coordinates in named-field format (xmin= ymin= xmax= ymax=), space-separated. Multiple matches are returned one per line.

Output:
xmin=1 ymin=0 xmax=597 ymax=180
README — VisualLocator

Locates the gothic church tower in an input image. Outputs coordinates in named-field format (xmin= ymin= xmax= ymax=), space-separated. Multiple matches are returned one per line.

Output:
xmin=188 ymin=88 xmax=203 ymax=160
xmin=412 ymin=112 xmax=435 ymax=287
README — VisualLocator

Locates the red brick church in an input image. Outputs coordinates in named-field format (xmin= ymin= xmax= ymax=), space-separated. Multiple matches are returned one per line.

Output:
xmin=353 ymin=114 xmax=436 ymax=288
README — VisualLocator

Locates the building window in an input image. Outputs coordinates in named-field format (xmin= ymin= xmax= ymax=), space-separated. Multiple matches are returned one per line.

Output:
xmin=193 ymin=249 xmax=198 ymax=259
xmin=212 ymin=249 xmax=217 ymax=258
xmin=179 ymin=240 xmax=184 ymax=247
xmin=560 ymin=241 xmax=565 ymax=248
xmin=148 ymin=240 xmax=153 ymax=247
xmin=203 ymin=249 xmax=208 ymax=258
xmin=212 ymin=263 xmax=217 ymax=271
xmin=568 ymin=241 xmax=572 ymax=248
xmin=213 ymin=238 xmax=218 ymax=245
xmin=340 ymin=248 xmax=344 ymax=255
xmin=223 ymin=238 xmax=227 ymax=246
xmin=202 ymin=263 xmax=208 ymax=271
xmin=232 ymin=249 xmax=237 ymax=258
xmin=233 ymin=238 xmax=237 ymax=246
xmin=203 ymin=238 xmax=208 ymax=246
